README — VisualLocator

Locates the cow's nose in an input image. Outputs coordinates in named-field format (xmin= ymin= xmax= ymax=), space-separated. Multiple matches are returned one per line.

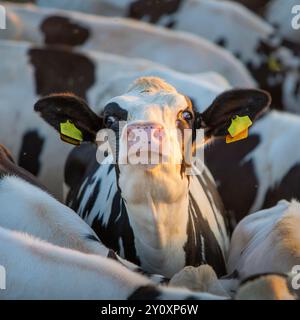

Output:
xmin=127 ymin=123 xmax=165 ymax=147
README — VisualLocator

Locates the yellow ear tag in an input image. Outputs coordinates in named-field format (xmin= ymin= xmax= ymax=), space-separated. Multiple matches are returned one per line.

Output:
xmin=226 ymin=128 xmax=249 ymax=143
xmin=60 ymin=120 xmax=83 ymax=145
xmin=226 ymin=115 xmax=252 ymax=144
xmin=268 ymin=56 xmax=282 ymax=72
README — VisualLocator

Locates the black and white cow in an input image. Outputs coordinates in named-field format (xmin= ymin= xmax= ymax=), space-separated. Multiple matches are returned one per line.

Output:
xmin=34 ymin=76 xmax=271 ymax=277
xmin=1 ymin=1 xmax=255 ymax=86
xmin=205 ymin=110 xmax=300 ymax=222
xmin=0 ymin=143 xmax=166 ymax=283
xmin=35 ymin=0 xmax=300 ymax=113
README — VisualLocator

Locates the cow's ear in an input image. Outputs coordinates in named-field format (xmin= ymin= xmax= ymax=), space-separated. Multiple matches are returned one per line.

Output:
xmin=194 ymin=89 xmax=271 ymax=138
xmin=34 ymin=93 xmax=104 ymax=143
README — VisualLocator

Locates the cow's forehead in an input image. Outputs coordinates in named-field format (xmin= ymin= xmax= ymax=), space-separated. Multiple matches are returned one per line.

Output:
xmin=106 ymin=90 xmax=189 ymax=116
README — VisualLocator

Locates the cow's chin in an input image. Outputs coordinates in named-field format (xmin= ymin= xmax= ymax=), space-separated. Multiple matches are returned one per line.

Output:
xmin=118 ymin=161 xmax=188 ymax=205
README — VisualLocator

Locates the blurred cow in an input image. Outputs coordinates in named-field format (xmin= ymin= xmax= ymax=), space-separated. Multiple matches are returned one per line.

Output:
xmin=0 ymin=225 xmax=226 ymax=299
xmin=228 ymin=200 xmax=300 ymax=279
xmin=34 ymin=0 xmax=300 ymax=113
xmin=1 ymin=1 xmax=254 ymax=86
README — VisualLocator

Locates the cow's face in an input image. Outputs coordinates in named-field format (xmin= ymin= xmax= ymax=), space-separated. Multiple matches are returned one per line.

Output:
xmin=101 ymin=78 xmax=196 ymax=203
xmin=34 ymin=77 xmax=271 ymax=203
xmin=101 ymin=78 xmax=194 ymax=173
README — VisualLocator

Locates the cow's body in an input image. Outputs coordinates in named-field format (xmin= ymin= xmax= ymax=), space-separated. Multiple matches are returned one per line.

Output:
xmin=228 ymin=199 xmax=300 ymax=279
xmin=0 ymin=225 xmax=226 ymax=299
xmin=35 ymin=0 xmax=300 ymax=113
xmin=66 ymin=152 xmax=229 ymax=277
xmin=206 ymin=110 xmax=300 ymax=222
xmin=1 ymin=1 xmax=255 ymax=86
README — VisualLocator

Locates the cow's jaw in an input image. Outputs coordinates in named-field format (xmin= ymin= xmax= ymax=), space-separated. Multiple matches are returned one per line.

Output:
xmin=118 ymin=163 xmax=190 ymax=277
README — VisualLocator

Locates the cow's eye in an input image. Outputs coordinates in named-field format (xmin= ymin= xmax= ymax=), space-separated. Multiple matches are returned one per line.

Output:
xmin=105 ymin=115 xmax=118 ymax=127
xmin=179 ymin=110 xmax=193 ymax=122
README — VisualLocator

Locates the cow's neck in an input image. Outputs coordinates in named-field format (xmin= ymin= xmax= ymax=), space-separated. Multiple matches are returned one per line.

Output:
xmin=118 ymin=164 xmax=190 ymax=277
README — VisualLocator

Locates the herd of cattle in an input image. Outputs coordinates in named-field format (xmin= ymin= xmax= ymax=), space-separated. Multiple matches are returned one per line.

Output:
xmin=0 ymin=0 xmax=300 ymax=300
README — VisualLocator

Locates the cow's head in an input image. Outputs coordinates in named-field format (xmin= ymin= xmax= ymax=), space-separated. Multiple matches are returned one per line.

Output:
xmin=35 ymin=77 xmax=270 ymax=203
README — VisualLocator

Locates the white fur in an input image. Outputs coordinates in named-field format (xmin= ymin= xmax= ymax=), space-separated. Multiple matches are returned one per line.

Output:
xmin=0 ymin=175 xmax=108 ymax=255
xmin=228 ymin=199 xmax=300 ymax=279
xmin=0 ymin=225 xmax=226 ymax=299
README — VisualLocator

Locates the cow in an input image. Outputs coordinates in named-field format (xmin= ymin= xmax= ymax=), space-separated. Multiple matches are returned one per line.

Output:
xmin=205 ymin=110 xmax=300 ymax=222
xmin=1 ymin=39 xmax=225 ymax=200
xmin=34 ymin=76 xmax=271 ymax=277
xmin=35 ymin=0 xmax=300 ymax=113
xmin=1 ymin=1 xmax=255 ymax=87
xmin=0 ymin=225 xmax=227 ymax=299
xmin=227 ymin=199 xmax=300 ymax=280
xmin=0 ymin=143 xmax=165 ymax=283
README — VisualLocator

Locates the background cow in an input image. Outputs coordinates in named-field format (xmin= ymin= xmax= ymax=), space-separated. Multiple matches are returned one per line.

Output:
xmin=34 ymin=0 xmax=300 ymax=113
xmin=0 ymin=225 xmax=226 ymax=299
xmin=1 ymin=1 xmax=254 ymax=86
xmin=228 ymin=199 xmax=300 ymax=279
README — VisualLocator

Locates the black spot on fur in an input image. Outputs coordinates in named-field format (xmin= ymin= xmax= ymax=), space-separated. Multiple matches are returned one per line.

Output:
xmin=90 ymin=191 xmax=140 ymax=265
xmin=263 ymin=163 xmax=300 ymax=208
xmin=67 ymin=154 xmax=140 ymax=266
xmin=215 ymin=37 xmax=228 ymax=48
xmin=0 ymin=144 xmax=47 ymax=190
xmin=40 ymin=16 xmax=90 ymax=47
xmin=29 ymin=47 xmax=95 ymax=100
xmin=18 ymin=130 xmax=44 ymax=176
xmin=184 ymin=192 xmax=227 ymax=277
xmin=128 ymin=0 xmax=183 ymax=28
xmin=103 ymin=102 xmax=128 ymax=122
xmin=128 ymin=285 xmax=161 ymax=300
xmin=205 ymin=134 xmax=260 ymax=222
xmin=65 ymin=143 xmax=97 ymax=189
xmin=107 ymin=249 xmax=119 ymax=261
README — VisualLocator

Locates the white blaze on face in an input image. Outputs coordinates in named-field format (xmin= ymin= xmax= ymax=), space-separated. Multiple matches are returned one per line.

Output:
xmin=108 ymin=78 xmax=191 ymax=168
